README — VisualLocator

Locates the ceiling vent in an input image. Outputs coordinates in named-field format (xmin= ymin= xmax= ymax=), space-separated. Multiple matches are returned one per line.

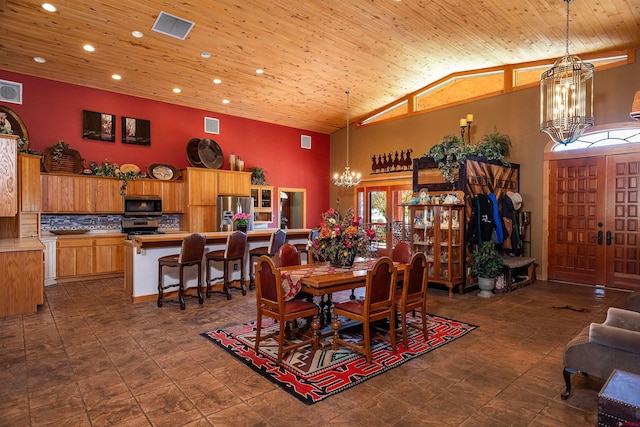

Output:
xmin=0 ymin=79 xmax=22 ymax=104
xmin=301 ymin=135 xmax=312 ymax=149
xmin=204 ymin=117 xmax=219 ymax=134
xmin=152 ymin=11 xmax=194 ymax=40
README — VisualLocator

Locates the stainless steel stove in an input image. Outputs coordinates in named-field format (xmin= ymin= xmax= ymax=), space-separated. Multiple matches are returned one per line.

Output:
xmin=121 ymin=218 xmax=164 ymax=238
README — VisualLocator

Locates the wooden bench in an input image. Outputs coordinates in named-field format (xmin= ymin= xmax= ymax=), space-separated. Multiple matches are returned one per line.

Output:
xmin=501 ymin=256 xmax=535 ymax=292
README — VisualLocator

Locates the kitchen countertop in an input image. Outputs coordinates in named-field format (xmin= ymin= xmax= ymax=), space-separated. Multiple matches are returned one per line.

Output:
xmin=129 ymin=228 xmax=311 ymax=253
xmin=0 ymin=238 xmax=45 ymax=253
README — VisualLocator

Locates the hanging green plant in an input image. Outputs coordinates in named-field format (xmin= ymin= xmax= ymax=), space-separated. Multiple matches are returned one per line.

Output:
xmin=89 ymin=159 xmax=146 ymax=195
xmin=423 ymin=127 xmax=511 ymax=183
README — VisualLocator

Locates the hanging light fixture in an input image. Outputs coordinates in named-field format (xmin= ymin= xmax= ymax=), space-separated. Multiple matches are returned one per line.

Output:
xmin=540 ymin=0 xmax=594 ymax=145
xmin=333 ymin=89 xmax=361 ymax=187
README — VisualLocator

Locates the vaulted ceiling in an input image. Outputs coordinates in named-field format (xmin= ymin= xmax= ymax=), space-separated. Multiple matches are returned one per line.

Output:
xmin=2 ymin=0 xmax=639 ymax=133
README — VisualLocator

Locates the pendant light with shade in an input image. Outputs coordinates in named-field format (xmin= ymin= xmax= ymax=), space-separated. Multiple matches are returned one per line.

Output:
xmin=540 ymin=0 xmax=594 ymax=146
xmin=333 ymin=90 xmax=361 ymax=188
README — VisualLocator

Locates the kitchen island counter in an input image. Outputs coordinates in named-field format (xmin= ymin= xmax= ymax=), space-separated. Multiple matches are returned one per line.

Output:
xmin=126 ymin=229 xmax=311 ymax=302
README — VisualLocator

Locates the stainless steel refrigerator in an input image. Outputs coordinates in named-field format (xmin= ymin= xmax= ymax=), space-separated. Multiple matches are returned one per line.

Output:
xmin=217 ymin=196 xmax=254 ymax=232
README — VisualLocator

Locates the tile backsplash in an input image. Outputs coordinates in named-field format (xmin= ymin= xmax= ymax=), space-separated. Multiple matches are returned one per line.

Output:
xmin=41 ymin=214 xmax=181 ymax=233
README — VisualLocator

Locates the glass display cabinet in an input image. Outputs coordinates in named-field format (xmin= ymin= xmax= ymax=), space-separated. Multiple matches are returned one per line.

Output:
xmin=405 ymin=203 xmax=465 ymax=298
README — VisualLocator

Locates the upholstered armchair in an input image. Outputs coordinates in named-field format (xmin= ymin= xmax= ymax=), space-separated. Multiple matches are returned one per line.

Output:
xmin=562 ymin=307 xmax=640 ymax=399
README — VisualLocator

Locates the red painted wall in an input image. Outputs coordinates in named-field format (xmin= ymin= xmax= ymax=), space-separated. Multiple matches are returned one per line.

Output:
xmin=0 ymin=70 xmax=331 ymax=227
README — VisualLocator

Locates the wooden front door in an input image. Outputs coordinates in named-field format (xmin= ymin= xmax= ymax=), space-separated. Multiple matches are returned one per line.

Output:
xmin=548 ymin=154 xmax=640 ymax=290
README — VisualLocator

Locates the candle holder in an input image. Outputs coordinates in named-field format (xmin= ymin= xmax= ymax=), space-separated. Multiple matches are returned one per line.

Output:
xmin=459 ymin=114 xmax=474 ymax=144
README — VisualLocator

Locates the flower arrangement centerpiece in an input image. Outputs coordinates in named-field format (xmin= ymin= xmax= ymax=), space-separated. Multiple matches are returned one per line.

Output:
xmin=232 ymin=212 xmax=251 ymax=232
xmin=313 ymin=206 xmax=376 ymax=267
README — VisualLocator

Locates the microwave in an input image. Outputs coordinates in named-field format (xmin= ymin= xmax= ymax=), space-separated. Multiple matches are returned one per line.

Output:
xmin=123 ymin=195 xmax=162 ymax=216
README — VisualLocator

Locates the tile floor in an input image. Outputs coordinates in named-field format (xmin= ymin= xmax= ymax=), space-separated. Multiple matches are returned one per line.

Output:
xmin=0 ymin=278 xmax=632 ymax=426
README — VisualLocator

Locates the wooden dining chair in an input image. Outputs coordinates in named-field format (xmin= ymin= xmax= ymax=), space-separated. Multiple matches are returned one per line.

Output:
xmin=395 ymin=252 xmax=429 ymax=348
xmin=392 ymin=241 xmax=412 ymax=264
xmin=254 ymin=256 xmax=319 ymax=362
xmin=275 ymin=243 xmax=301 ymax=268
xmin=332 ymin=256 xmax=397 ymax=363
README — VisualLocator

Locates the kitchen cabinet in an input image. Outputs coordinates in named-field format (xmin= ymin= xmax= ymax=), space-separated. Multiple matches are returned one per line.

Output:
xmin=55 ymin=235 xmax=125 ymax=281
xmin=94 ymin=236 xmax=125 ymax=274
xmin=0 ymin=134 xmax=18 ymax=217
xmin=406 ymin=203 xmax=465 ymax=298
xmin=56 ymin=237 xmax=93 ymax=278
xmin=93 ymin=178 xmax=122 ymax=213
xmin=185 ymin=168 xmax=218 ymax=205
xmin=0 ymin=238 xmax=44 ymax=317
xmin=41 ymin=174 xmax=124 ymax=213
xmin=251 ymin=185 xmax=274 ymax=224
xmin=217 ymin=170 xmax=251 ymax=196
xmin=126 ymin=179 xmax=184 ymax=213
xmin=19 ymin=153 xmax=41 ymax=212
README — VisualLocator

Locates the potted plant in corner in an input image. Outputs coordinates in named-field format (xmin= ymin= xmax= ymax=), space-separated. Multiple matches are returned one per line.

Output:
xmin=470 ymin=241 xmax=504 ymax=298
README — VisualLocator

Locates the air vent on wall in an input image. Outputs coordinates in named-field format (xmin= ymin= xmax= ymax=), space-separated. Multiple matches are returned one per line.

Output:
xmin=204 ymin=117 xmax=219 ymax=134
xmin=301 ymin=135 xmax=311 ymax=149
xmin=152 ymin=11 xmax=195 ymax=40
xmin=0 ymin=79 xmax=22 ymax=104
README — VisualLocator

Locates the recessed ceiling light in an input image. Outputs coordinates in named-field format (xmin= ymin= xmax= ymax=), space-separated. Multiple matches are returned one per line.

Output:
xmin=201 ymin=52 xmax=211 ymax=59
xmin=83 ymin=44 xmax=95 ymax=52
xmin=33 ymin=57 xmax=47 ymax=63
xmin=256 ymin=68 xmax=264 ymax=74
xmin=173 ymin=88 xmax=181 ymax=93
xmin=131 ymin=31 xmax=144 ymax=38
xmin=213 ymin=78 xmax=221 ymax=84
xmin=222 ymin=99 xmax=230 ymax=104
xmin=42 ymin=3 xmax=56 ymax=12
xmin=112 ymin=74 xmax=122 ymax=80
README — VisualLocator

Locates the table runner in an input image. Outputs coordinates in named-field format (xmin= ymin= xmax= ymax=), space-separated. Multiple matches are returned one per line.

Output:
xmin=281 ymin=259 xmax=376 ymax=301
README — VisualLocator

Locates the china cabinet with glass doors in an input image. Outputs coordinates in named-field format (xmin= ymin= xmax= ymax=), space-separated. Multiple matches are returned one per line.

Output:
xmin=404 ymin=203 xmax=465 ymax=298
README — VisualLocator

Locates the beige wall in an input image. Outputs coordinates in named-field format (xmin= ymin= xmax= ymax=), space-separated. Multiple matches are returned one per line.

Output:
xmin=330 ymin=49 xmax=640 ymax=270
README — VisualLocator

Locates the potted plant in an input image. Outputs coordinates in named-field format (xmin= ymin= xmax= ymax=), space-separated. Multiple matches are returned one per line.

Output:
xmin=470 ymin=241 xmax=504 ymax=298
xmin=232 ymin=212 xmax=251 ymax=232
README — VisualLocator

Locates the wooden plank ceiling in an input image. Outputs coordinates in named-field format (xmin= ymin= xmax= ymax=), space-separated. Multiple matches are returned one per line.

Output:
xmin=1 ymin=0 xmax=639 ymax=134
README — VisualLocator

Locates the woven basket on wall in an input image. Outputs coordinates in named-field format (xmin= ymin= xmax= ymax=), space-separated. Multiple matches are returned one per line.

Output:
xmin=42 ymin=147 xmax=84 ymax=174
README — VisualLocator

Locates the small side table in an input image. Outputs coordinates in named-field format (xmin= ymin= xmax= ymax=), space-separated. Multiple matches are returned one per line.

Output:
xmin=598 ymin=369 xmax=640 ymax=426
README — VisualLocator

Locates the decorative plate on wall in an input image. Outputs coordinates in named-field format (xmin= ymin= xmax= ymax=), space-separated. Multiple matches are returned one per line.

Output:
xmin=197 ymin=138 xmax=223 ymax=169
xmin=186 ymin=138 xmax=205 ymax=168
xmin=148 ymin=163 xmax=179 ymax=180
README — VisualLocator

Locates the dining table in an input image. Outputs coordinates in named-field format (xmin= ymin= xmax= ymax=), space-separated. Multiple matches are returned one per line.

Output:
xmin=279 ymin=259 xmax=406 ymax=327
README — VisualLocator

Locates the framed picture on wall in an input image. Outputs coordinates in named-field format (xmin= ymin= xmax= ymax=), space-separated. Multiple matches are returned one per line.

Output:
xmin=122 ymin=117 xmax=151 ymax=146
xmin=82 ymin=110 xmax=116 ymax=142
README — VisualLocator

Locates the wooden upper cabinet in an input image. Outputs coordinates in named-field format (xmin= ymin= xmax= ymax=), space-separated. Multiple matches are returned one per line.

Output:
xmin=93 ymin=178 xmax=122 ymax=213
xmin=185 ymin=168 xmax=218 ymax=205
xmin=217 ymin=170 xmax=251 ymax=196
xmin=161 ymin=181 xmax=184 ymax=213
xmin=0 ymin=135 xmax=18 ymax=217
xmin=19 ymin=153 xmax=41 ymax=213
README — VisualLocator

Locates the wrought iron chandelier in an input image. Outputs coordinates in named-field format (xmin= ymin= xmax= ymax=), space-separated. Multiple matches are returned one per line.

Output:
xmin=540 ymin=0 xmax=594 ymax=145
xmin=333 ymin=90 xmax=361 ymax=187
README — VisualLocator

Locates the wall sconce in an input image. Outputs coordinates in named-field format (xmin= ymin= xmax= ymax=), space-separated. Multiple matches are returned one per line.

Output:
xmin=459 ymin=114 xmax=474 ymax=144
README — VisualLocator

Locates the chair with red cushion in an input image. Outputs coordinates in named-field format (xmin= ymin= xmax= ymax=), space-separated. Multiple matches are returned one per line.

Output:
xmin=249 ymin=229 xmax=286 ymax=289
xmin=332 ymin=256 xmax=397 ymax=363
xmin=205 ymin=231 xmax=248 ymax=300
xmin=275 ymin=243 xmax=301 ymax=268
xmin=395 ymin=252 xmax=429 ymax=348
xmin=392 ymin=241 xmax=412 ymax=264
xmin=157 ymin=233 xmax=207 ymax=310
xmin=254 ymin=256 xmax=319 ymax=362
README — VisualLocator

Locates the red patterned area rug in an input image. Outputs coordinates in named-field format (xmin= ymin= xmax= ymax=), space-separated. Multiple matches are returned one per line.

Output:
xmin=201 ymin=313 xmax=477 ymax=405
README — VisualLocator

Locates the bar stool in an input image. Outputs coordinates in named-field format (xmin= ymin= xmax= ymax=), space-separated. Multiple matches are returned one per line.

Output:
xmin=157 ymin=233 xmax=206 ymax=310
xmin=249 ymin=229 xmax=286 ymax=289
xmin=205 ymin=231 xmax=248 ymax=300
xmin=294 ymin=228 xmax=318 ymax=264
